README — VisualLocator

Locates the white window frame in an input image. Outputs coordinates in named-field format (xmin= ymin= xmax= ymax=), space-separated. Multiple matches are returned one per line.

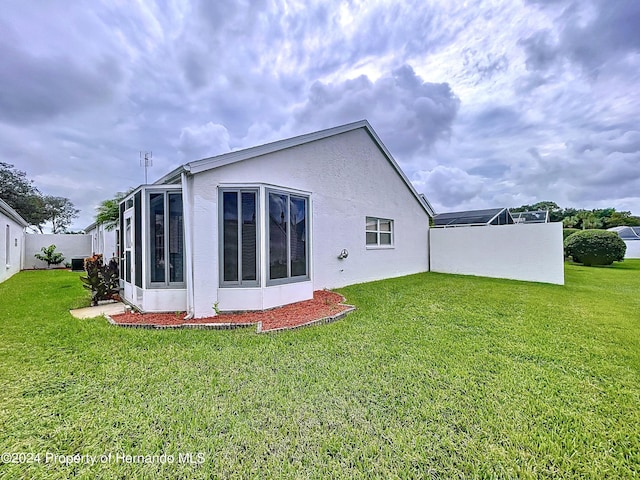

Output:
xmin=5 ymin=225 xmax=10 ymax=266
xmin=366 ymin=217 xmax=394 ymax=248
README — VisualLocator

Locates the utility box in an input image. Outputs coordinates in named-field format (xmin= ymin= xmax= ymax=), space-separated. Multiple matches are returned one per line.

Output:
xmin=71 ymin=258 xmax=85 ymax=271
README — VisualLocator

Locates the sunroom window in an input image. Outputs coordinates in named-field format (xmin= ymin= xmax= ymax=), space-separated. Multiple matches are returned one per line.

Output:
xmin=366 ymin=217 xmax=394 ymax=247
xmin=220 ymin=189 xmax=259 ymax=286
xmin=268 ymin=190 xmax=309 ymax=284
xmin=149 ymin=191 xmax=184 ymax=286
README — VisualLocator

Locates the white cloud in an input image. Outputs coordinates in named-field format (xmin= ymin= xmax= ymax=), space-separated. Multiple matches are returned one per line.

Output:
xmin=0 ymin=0 xmax=638 ymax=229
xmin=178 ymin=122 xmax=231 ymax=160
xmin=290 ymin=65 xmax=460 ymax=161
xmin=412 ymin=166 xmax=485 ymax=210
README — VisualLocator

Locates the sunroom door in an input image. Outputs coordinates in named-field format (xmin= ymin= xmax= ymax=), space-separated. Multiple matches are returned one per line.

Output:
xmin=123 ymin=210 xmax=135 ymax=302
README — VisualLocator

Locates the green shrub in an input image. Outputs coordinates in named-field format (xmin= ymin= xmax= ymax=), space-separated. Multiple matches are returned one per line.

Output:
xmin=34 ymin=244 xmax=65 ymax=268
xmin=564 ymin=230 xmax=626 ymax=266
xmin=563 ymin=228 xmax=580 ymax=241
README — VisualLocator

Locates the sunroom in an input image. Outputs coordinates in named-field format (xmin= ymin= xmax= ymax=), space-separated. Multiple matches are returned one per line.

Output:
xmin=213 ymin=184 xmax=312 ymax=312
xmin=119 ymin=185 xmax=187 ymax=312
xmin=118 ymin=181 xmax=312 ymax=314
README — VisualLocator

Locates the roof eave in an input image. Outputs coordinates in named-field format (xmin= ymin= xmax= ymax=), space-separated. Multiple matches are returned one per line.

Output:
xmin=153 ymin=165 xmax=190 ymax=186
xmin=185 ymin=120 xmax=372 ymax=176
xmin=360 ymin=124 xmax=435 ymax=218
xmin=149 ymin=120 xmax=435 ymax=218
xmin=0 ymin=199 xmax=29 ymax=228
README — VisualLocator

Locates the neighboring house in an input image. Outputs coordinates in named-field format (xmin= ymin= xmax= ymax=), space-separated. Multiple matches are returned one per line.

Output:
xmin=608 ymin=226 xmax=640 ymax=259
xmin=85 ymin=222 xmax=118 ymax=260
xmin=511 ymin=210 xmax=549 ymax=224
xmin=119 ymin=120 xmax=434 ymax=316
xmin=433 ymin=207 xmax=514 ymax=227
xmin=0 ymin=198 xmax=28 ymax=283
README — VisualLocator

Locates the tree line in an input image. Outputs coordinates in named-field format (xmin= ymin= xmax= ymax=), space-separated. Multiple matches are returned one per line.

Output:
xmin=0 ymin=162 xmax=79 ymax=233
xmin=3 ymin=161 xmax=638 ymax=234
xmin=510 ymin=201 xmax=640 ymax=229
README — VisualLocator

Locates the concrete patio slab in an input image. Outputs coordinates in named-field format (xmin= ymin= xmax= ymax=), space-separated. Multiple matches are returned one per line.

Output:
xmin=70 ymin=302 xmax=126 ymax=319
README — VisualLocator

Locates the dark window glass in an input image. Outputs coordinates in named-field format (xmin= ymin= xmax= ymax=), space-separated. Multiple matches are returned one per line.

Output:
xmin=149 ymin=193 xmax=165 ymax=282
xmin=268 ymin=191 xmax=309 ymax=282
xmin=125 ymin=252 xmax=131 ymax=282
xmin=241 ymin=192 xmax=257 ymax=281
xmin=269 ymin=192 xmax=288 ymax=280
xmin=290 ymin=196 xmax=307 ymax=277
xmin=124 ymin=216 xmax=131 ymax=284
xmin=221 ymin=190 xmax=258 ymax=285
xmin=119 ymin=203 xmax=125 ymax=279
xmin=134 ymin=191 xmax=142 ymax=287
xmin=223 ymin=192 xmax=239 ymax=282
xmin=168 ymin=193 xmax=184 ymax=283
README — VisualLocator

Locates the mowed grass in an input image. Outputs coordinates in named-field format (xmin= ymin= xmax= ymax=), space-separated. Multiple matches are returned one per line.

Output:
xmin=0 ymin=263 xmax=639 ymax=478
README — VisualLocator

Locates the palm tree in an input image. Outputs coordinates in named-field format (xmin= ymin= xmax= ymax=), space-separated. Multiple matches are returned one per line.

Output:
xmin=95 ymin=191 xmax=131 ymax=231
xmin=579 ymin=211 xmax=602 ymax=230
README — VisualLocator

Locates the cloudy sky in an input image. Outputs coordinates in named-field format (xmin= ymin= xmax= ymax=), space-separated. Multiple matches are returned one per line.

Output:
xmin=1 ymin=0 xmax=639 ymax=230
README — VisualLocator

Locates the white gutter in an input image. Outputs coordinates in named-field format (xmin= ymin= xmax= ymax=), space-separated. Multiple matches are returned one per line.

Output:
xmin=181 ymin=171 xmax=195 ymax=320
xmin=427 ymin=227 xmax=431 ymax=272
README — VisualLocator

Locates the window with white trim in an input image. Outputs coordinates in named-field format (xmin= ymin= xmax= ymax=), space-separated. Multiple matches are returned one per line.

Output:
xmin=5 ymin=225 xmax=10 ymax=265
xmin=366 ymin=217 xmax=393 ymax=247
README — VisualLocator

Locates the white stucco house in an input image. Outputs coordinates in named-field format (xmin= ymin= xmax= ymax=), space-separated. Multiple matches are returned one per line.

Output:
xmin=0 ymin=198 xmax=28 ymax=283
xmin=119 ymin=120 xmax=434 ymax=317
xmin=84 ymin=221 xmax=118 ymax=261
xmin=608 ymin=226 xmax=640 ymax=259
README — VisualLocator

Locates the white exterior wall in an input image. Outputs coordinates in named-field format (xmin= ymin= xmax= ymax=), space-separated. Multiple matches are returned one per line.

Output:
xmin=1 ymin=212 xmax=25 ymax=283
xmin=190 ymin=128 xmax=430 ymax=317
xmin=87 ymin=224 xmax=118 ymax=260
xmin=430 ymin=222 xmax=564 ymax=285
xmin=25 ymin=234 xmax=92 ymax=269
xmin=624 ymin=240 xmax=640 ymax=259
xmin=138 ymin=288 xmax=187 ymax=312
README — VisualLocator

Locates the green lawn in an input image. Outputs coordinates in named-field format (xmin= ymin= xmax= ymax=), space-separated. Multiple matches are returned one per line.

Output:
xmin=0 ymin=263 xmax=639 ymax=478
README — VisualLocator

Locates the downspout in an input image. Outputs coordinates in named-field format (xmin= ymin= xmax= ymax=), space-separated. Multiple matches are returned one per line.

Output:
xmin=182 ymin=171 xmax=195 ymax=320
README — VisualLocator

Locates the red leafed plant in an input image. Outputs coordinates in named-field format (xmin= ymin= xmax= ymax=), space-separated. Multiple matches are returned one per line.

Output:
xmin=80 ymin=254 xmax=120 ymax=306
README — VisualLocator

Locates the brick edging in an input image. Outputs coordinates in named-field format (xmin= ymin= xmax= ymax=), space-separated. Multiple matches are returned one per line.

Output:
xmin=103 ymin=293 xmax=356 ymax=333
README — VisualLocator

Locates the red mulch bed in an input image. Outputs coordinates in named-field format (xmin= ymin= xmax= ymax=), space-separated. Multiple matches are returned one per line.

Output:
xmin=109 ymin=290 xmax=354 ymax=332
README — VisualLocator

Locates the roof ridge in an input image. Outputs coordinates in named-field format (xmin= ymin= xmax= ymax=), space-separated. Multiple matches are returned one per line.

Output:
xmin=152 ymin=120 xmax=435 ymax=217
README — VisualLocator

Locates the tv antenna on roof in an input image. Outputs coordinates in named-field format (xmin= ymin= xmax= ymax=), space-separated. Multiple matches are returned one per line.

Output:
xmin=140 ymin=151 xmax=153 ymax=184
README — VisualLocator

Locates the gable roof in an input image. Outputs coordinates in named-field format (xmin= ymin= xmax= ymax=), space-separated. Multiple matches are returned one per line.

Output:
xmin=0 ymin=198 xmax=29 ymax=227
xmin=433 ymin=207 xmax=513 ymax=227
xmin=155 ymin=120 xmax=435 ymax=217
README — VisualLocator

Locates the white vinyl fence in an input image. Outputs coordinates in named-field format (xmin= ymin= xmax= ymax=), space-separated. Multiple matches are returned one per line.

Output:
xmin=430 ymin=222 xmax=564 ymax=285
